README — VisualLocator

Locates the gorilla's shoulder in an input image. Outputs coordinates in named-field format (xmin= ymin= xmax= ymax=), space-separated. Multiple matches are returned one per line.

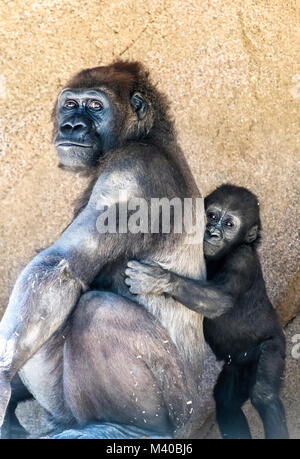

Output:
xmin=103 ymin=142 xmax=177 ymax=179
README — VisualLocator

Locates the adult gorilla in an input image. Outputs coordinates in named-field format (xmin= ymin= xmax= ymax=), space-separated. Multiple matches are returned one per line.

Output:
xmin=0 ymin=62 xmax=216 ymax=439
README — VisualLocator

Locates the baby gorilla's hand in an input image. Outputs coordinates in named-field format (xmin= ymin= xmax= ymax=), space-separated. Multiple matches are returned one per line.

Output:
xmin=125 ymin=260 xmax=171 ymax=295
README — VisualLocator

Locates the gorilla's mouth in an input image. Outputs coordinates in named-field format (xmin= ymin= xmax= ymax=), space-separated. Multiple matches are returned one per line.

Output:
xmin=56 ymin=142 xmax=93 ymax=148
xmin=55 ymin=142 xmax=99 ymax=168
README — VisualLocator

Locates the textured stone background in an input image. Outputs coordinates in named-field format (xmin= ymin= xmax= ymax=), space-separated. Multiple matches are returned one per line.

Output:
xmin=0 ymin=0 xmax=299 ymax=323
xmin=0 ymin=0 xmax=299 ymax=438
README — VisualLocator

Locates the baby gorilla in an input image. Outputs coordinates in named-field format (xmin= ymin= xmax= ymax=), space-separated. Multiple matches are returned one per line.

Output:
xmin=125 ymin=184 xmax=288 ymax=439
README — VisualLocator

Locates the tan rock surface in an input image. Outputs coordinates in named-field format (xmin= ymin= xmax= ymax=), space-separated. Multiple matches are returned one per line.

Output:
xmin=0 ymin=1 xmax=299 ymax=321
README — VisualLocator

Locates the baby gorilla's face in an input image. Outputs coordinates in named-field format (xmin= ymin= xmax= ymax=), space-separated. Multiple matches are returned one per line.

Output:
xmin=203 ymin=206 xmax=242 ymax=260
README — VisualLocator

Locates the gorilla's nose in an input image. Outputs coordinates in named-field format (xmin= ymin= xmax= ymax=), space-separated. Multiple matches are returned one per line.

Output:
xmin=206 ymin=226 xmax=221 ymax=239
xmin=60 ymin=117 xmax=90 ymax=136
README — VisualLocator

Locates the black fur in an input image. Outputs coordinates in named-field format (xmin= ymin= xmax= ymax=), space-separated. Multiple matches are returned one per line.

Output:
xmin=125 ymin=184 xmax=288 ymax=439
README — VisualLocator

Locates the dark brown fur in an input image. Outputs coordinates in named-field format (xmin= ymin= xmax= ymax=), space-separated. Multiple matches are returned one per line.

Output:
xmin=1 ymin=62 xmax=210 ymax=440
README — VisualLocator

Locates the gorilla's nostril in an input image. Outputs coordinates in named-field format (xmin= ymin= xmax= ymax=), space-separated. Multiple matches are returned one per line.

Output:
xmin=73 ymin=124 xmax=84 ymax=131
xmin=61 ymin=122 xmax=86 ymax=133
xmin=61 ymin=123 xmax=72 ymax=132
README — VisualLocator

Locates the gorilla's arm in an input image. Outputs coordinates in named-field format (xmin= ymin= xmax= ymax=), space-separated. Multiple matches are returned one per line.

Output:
xmin=125 ymin=261 xmax=232 ymax=318
xmin=125 ymin=247 xmax=257 ymax=319
xmin=0 ymin=167 xmax=146 ymax=427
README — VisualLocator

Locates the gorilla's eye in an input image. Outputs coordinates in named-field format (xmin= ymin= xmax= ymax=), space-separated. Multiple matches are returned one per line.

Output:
xmin=64 ymin=99 xmax=78 ymax=109
xmin=224 ymin=221 xmax=233 ymax=227
xmin=208 ymin=212 xmax=217 ymax=220
xmin=88 ymin=100 xmax=103 ymax=111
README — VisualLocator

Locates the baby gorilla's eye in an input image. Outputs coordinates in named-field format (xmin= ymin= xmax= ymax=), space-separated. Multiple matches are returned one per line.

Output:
xmin=64 ymin=99 xmax=78 ymax=109
xmin=224 ymin=221 xmax=234 ymax=227
xmin=88 ymin=100 xmax=103 ymax=111
xmin=208 ymin=212 xmax=217 ymax=220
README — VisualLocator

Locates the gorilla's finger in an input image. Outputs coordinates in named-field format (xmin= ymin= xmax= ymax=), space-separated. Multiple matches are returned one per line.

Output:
xmin=125 ymin=268 xmax=136 ymax=277
xmin=127 ymin=260 xmax=144 ymax=269
xmin=142 ymin=260 xmax=160 ymax=268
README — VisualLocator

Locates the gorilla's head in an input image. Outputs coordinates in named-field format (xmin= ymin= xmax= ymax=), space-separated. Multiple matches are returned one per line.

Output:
xmin=52 ymin=62 xmax=171 ymax=171
xmin=203 ymin=184 xmax=261 ymax=260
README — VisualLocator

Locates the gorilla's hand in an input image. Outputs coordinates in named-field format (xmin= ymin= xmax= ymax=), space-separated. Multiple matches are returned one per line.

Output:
xmin=125 ymin=261 xmax=171 ymax=295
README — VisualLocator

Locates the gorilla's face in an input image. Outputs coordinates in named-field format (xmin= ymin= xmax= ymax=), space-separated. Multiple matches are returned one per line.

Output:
xmin=54 ymin=88 xmax=116 ymax=169
xmin=54 ymin=88 xmax=148 ymax=170
xmin=203 ymin=205 xmax=242 ymax=260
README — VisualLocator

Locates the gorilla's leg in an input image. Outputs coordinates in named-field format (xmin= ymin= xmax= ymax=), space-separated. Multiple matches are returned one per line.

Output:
xmin=250 ymin=340 xmax=288 ymax=439
xmin=57 ymin=290 xmax=193 ymax=438
xmin=52 ymin=422 xmax=170 ymax=439
xmin=214 ymin=363 xmax=251 ymax=439
xmin=18 ymin=324 xmax=74 ymax=428
xmin=1 ymin=374 xmax=31 ymax=438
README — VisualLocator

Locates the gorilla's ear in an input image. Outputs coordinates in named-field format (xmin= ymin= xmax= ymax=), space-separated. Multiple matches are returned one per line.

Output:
xmin=130 ymin=92 xmax=147 ymax=120
xmin=245 ymin=225 xmax=258 ymax=243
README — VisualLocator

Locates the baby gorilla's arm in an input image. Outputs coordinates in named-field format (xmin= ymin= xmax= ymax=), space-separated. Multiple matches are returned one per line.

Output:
xmin=125 ymin=260 xmax=233 ymax=318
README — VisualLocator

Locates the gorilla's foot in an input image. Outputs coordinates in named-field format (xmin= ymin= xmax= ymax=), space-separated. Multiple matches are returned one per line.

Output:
xmin=51 ymin=422 xmax=172 ymax=439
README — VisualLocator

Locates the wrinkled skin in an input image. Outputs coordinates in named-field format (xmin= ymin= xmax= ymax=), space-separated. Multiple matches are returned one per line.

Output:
xmin=54 ymin=87 xmax=147 ymax=169
xmin=55 ymin=89 xmax=114 ymax=168
xmin=125 ymin=184 xmax=289 ymax=439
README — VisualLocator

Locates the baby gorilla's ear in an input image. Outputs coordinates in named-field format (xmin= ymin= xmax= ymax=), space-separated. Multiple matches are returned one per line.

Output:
xmin=245 ymin=225 xmax=258 ymax=243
